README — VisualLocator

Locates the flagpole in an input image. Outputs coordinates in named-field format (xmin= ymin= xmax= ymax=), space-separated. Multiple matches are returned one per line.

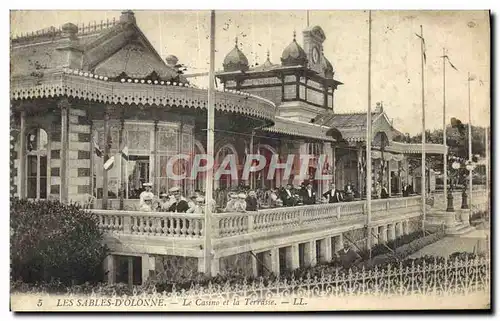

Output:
xmin=468 ymin=72 xmax=473 ymax=216
xmin=366 ymin=10 xmax=373 ymax=252
xmin=307 ymin=10 xmax=310 ymax=27
xmin=442 ymin=48 xmax=448 ymax=204
xmin=420 ymin=25 xmax=426 ymax=234
xmin=485 ymin=126 xmax=489 ymax=218
xmin=203 ymin=10 xmax=216 ymax=277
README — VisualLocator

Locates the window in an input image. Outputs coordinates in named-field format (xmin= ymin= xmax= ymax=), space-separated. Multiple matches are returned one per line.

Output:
xmin=216 ymin=145 xmax=237 ymax=189
xmin=26 ymin=128 xmax=48 ymax=199
xmin=127 ymin=156 xmax=151 ymax=199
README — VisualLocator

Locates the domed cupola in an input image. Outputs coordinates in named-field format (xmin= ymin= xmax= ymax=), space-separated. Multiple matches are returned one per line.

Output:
xmin=281 ymin=31 xmax=308 ymax=66
xmin=223 ymin=37 xmax=249 ymax=72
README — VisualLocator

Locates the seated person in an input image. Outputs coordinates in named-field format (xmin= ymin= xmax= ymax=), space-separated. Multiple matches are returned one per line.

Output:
xmin=140 ymin=194 xmax=154 ymax=212
xmin=158 ymin=193 xmax=173 ymax=211
xmin=234 ymin=193 xmax=247 ymax=212
xmin=224 ymin=193 xmax=238 ymax=212
xmin=344 ymin=183 xmax=354 ymax=202
xmin=187 ymin=196 xmax=205 ymax=214
xmin=187 ymin=194 xmax=198 ymax=211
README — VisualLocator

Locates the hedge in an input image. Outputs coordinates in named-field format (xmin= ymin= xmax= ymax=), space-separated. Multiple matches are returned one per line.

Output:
xmin=10 ymin=198 xmax=109 ymax=285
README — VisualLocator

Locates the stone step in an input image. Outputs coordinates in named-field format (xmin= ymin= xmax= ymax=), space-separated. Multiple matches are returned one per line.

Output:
xmin=445 ymin=224 xmax=476 ymax=235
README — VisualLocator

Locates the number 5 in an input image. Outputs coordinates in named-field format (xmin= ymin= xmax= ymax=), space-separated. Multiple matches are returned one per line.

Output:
xmin=37 ymin=299 xmax=42 ymax=307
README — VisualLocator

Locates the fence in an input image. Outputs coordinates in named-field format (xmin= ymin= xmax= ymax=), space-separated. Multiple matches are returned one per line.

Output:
xmin=85 ymin=255 xmax=489 ymax=300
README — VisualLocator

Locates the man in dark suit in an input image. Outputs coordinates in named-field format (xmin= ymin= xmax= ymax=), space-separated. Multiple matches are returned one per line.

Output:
xmin=402 ymin=182 xmax=409 ymax=197
xmin=280 ymin=184 xmax=296 ymax=207
xmin=167 ymin=186 xmax=189 ymax=213
xmin=323 ymin=182 xmax=344 ymax=203
xmin=381 ymin=184 xmax=389 ymax=199
xmin=301 ymin=182 xmax=316 ymax=205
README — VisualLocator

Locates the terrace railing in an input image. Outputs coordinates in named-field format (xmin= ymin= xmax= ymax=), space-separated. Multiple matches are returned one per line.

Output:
xmin=93 ymin=196 xmax=424 ymax=239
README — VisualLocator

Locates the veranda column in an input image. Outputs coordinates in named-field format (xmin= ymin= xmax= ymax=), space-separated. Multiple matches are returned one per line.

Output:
xmin=119 ymin=118 xmax=125 ymax=210
xmin=322 ymin=238 xmax=332 ymax=262
xmin=102 ymin=110 xmax=110 ymax=209
xmin=387 ymin=160 xmax=391 ymax=196
xmin=380 ymin=225 xmax=388 ymax=243
xmin=59 ymin=98 xmax=70 ymax=204
xmin=357 ymin=144 xmax=363 ymax=198
xmin=304 ymin=241 xmax=317 ymax=267
xmin=403 ymin=220 xmax=410 ymax=235
xmin=334 ymin=234 xmax=344 ymax=253
xmin=270 ymin=248 xmax=280 ymax=276
xmin=388 ymin=223 xmax=396 ymax=241
xmin=289 ymin=244 xmax=300 ymax=270
xmin=396 ymin=222 xmax=404 ymax=237
xmin=103 ymin=255 xmax=115 ymax=284
xmin=18 ymin=110 xmax=26 ymax=199
xmin=141 ymin=254 xmax=152 ymax=285
xmin=371 ymin=226 xmax=378 ymax=246
xmin=251 ymin=254 xmax=258 ymax=278
xmin=153 ymin=120 xmax=159 ymax=195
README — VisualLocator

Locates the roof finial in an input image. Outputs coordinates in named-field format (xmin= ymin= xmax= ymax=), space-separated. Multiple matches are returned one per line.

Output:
xmin=235 ymin=37 xmax=238 ymax=48
xmin=293 ymin=30 xmax=296 ymax=41
xmin=266 ymin=50 xmax=270 ymax=61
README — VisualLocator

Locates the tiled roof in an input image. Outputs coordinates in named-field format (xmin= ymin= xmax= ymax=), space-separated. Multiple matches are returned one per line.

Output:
xmin=262 ymin=116 xmax=335 ymax=142
xmin=386 ymin=141 xmax=448 ymax=154
xmin=313 ymin=112 xmax=378 ymax=129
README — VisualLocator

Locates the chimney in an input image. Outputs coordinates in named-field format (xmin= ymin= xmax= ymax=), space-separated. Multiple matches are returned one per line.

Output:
xmin=375 ymin=101 xmax=384 ymax=113
xmin=120 ymin=10 xmax=136 ymax=24
xmin=56 ymin=22 xmax=83 ymax=69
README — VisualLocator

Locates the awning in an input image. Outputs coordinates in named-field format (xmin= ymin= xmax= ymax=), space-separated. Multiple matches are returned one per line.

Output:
xmin=262 ymin=117 xmax=336 ymax=142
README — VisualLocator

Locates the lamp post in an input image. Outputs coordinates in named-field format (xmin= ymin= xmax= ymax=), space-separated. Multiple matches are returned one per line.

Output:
xmin=446 ymin=159 xmax=461 ymax=212
xmin=461 ymin=161 xmax=475 ymax=209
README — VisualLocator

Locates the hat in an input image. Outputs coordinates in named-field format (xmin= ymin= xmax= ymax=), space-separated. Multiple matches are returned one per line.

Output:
xmin=169 ymin=186 xmax=180 ymax=193
xmin=230 ymin=194 xmax=238 ymax=199
xmin=143 ymin=194 xmax=153 ymax=201
xmin=238 ymin=193 xmax=246 ymax=199
xmin=143 ymin=182 xmax=153 ymax=187
xmin=160 ymin=193 xmax=168 ymax=197
xmin=196 ymin=196 xmax=205 ymax=203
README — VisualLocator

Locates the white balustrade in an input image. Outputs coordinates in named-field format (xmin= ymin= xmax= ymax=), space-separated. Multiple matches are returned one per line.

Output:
xmin=92 ymin=210 xmax=204 ymax=238
xmin=92 ymin=193 xmax=486 ymax=240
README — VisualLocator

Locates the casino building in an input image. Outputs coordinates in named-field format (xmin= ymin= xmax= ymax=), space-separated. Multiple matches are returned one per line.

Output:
xmin=10 ymin=10 xmax=447 ymax=210
xmin=10 ymin=10 xmax=459 ymax=283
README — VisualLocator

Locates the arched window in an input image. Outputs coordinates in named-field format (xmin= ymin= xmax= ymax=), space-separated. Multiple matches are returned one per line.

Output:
xmin=26 ymin=128 xmax=48 ymax=199
xmin=216 ymin=144 xmax=238 ymax=189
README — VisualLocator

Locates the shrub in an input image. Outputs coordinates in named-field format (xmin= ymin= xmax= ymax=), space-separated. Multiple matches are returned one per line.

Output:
xmin=10 ymin=198 xmax=109 ymax=285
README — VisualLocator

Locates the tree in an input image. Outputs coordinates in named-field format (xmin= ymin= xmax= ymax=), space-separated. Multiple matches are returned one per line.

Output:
xmin=11 ymin=199 xmax=109 ymax=285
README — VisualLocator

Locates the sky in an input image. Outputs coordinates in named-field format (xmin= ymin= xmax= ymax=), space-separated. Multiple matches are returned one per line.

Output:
xmin=10 ymin=10 xmax=490 ymax=135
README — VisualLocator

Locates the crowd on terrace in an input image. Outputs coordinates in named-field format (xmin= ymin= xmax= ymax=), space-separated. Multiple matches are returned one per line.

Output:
xmin=135 ymin=179 xmax=416 ymax=213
